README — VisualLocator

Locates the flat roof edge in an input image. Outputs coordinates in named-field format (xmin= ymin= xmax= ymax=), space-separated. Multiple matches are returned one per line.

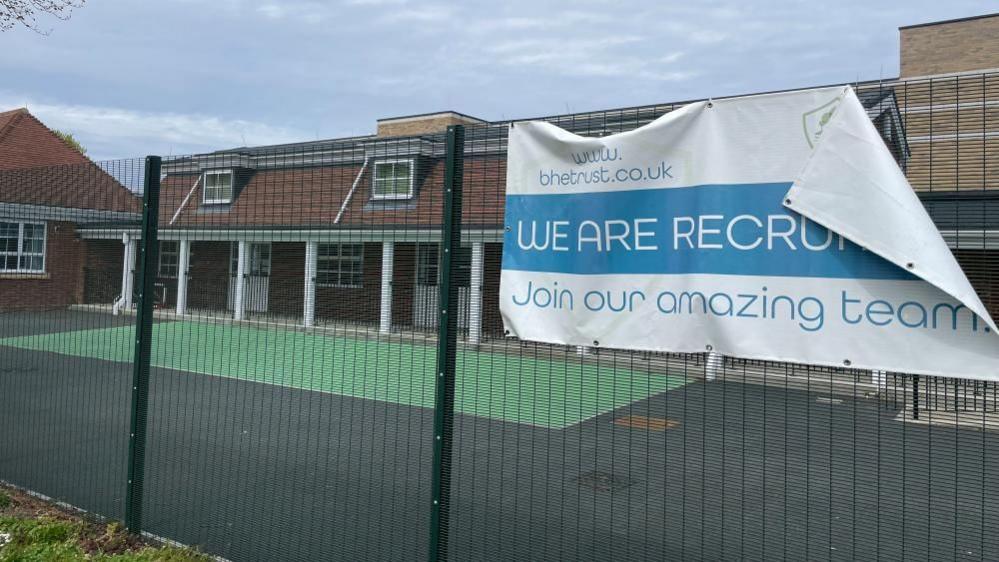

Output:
xmin=900 ymin=12 xmax=999 ymax=30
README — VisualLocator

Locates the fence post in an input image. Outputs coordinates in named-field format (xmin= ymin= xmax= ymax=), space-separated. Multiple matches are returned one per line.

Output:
xmin=125 ymin=156 xmax=161 ymax=532
xmin=428 ymin=125 xmax=464 ymax=562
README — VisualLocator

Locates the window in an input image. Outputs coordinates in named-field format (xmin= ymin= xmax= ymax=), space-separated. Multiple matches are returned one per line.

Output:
xmin=372 ymin=159 xmax=414 ymax=200
xmin=159 ymin=241 xmax=179 ymax=278
xmin=416 ymin=243 xmax=439 ymax=287
xmin=0 ymin=221 xmax=45 ymax=273
xmin=317 ymin=243 xmax=364 ymax=288
xmin=203 ymin=170 xmax=234 ymax=204
xmin=229 ymin=243 xmax=271 ymax=277
xmin=415 ymin=243 xmax=470 ymax=288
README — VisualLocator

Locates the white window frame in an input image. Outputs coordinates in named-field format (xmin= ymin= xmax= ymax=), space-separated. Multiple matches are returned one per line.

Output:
xmin=372 ymin=159 xmax=415 ymax=200
xmin=316 ymin=243 xmax=364 ymax=288
xmin=0 ymin=220 xmax=46 ymax=274
xmin=203 ymin=169 xmax=234 ymax=205
xmin=159 ymin=240 xmax=179 ymax=278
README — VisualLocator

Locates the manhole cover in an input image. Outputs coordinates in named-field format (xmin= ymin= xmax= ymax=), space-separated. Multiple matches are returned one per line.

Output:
xmin=0 ymin=366 xmax=36 ymax=375
xmin=612 ymin=415 xmax=678 ymax=431
xmin=576 ymin=470 xmax=634 ymax=492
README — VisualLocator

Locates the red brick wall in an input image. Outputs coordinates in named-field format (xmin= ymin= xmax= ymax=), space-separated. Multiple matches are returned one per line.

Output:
xmin=315 ymin=242 xmax=383 ymax=324
xmin=392 ymin=243 xmax=417 ymax=328
xmin=267 ymin=242 xmax=305 ymax=317
xmin=72 ymin=237 xmax=507 ymax=335
xmin=83 ymin=239 xmax=124 ymax=304
xmin=177 ymin=241 xmax=389 ymax=325
xmin=0 ymin=221 xmax=85 ymax=311
xmin=188 ymin=241 xmax=231 ymax=313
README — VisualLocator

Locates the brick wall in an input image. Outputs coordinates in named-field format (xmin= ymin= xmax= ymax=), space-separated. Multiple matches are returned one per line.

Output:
xmin=0 ymin=221 xmax=85 ymax=311
xmin=315 ymin=242 xmax=383 ymax=324
xmin=884 ymin=73 xmax=999 ymax=193
xmin=74 ymin=237 xmax=499 ymax=336
xmin=376 ymin=113 xmax=484 ymax=137
xmin=188 ymin=241 xmax=231 ymax=313
xmin=83 ymin=239 xmax=124 ymax=304
xmin=900 ymin=15 xmax=999 ymax=78
xmin=268 ymin=242 xmax=304 ymax=317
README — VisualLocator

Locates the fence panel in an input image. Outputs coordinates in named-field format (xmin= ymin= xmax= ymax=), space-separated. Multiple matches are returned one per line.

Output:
xmin=0 ymin=158 xmax=145 ymax=521
xmin=133 ymin=137 xmax=448 ymax=561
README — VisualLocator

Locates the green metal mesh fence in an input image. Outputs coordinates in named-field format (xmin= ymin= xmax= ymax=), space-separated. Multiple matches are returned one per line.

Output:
xmin=1 ymin=73 xmax=998 ymax=561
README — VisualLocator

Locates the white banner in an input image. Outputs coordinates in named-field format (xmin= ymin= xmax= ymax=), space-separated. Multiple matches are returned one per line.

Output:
xmin=500 ymin=86 xmax=999 ymax=381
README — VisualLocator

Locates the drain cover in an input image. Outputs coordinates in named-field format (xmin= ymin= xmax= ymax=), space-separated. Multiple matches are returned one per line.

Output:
xmin=612 ymin=415 xmax=678 ymax=431
xmin=576 ymin=470 xmax=634 ymax=492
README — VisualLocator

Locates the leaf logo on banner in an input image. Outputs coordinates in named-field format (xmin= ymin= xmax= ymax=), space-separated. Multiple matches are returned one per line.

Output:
xmin=802 ymin=95 xmax=844 ymax=148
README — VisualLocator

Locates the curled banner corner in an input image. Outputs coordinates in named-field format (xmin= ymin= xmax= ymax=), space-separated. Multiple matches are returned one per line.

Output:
xmin=784 ymin=88 xmax=999 ymax=337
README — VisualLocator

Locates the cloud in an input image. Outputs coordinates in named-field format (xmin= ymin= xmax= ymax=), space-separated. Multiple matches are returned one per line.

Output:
xmin=0 ymin=93 xmax=310 ymax=160
xmin=345 ymin=0 xmax=409 ymax=5
xmin=254 ymin=2 xmax=330 ymax=23
xmin=2 ymin=0 xmax=983 ymax=159
xmin=256 ymin=4 xmax=288 ymax=18
xmin=484 ymin=37 xmax=689 ymax=80
xmin=467 ymin=11 xmax=605 ymax=32
xmin=378 ymin=4 xmax=453 ymax=23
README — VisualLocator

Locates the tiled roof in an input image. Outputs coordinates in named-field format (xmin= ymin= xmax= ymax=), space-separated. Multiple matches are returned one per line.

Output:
xmin=161 ymin=157 xmax=505 ymax=230
xmin=147 ymin=80 xmax=914 ymax=231
xmin=0 ymin=108 xmax=89 ymax=170
xmin=0 ymin=107 xmax=140 ymax=214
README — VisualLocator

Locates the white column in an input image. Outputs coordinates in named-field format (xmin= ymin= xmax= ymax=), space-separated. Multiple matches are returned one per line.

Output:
xmin=304 ymin=241 xmax=318 ymax=328
xmin=468 ymin=242 xmax=484 ymax=345
xmin=379 ymin=241 xmax=394 ymax=334
xmin=175 ymin=239 xmax=191 ymax=316
xmin=234 ymin=240 xmax=248 ymax=321
xmin=122 ymin=235 xmax=136 ymax=310
xmin=705 ymin=351 xmax=723 ymax=381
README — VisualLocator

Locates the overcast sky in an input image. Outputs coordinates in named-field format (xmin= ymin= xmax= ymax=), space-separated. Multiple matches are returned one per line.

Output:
xmin=0 ymin=1 xmax=991 ymax=160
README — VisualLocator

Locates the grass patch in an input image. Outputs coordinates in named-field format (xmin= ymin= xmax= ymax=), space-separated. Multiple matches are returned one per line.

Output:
xmin=0 ymin=485 xmax=210 ymax=562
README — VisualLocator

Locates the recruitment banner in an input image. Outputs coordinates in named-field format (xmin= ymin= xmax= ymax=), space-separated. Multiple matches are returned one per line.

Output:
xmin=500 ymin=86 xmax=999 ymax=381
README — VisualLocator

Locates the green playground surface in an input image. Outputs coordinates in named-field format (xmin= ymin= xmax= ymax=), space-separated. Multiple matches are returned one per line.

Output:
xmin=0 ymin=320 xmax=686 ymax=428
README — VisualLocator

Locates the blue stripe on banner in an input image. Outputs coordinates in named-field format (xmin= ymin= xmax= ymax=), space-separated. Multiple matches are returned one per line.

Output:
xmin=501 ymin=182 xmax=915 ymax=280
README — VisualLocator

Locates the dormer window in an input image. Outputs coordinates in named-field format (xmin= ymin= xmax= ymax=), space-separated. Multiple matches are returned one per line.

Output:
xmin=372 ymin=159 xmax=414 ymax=200
xmin=203 ymin=170 xmax=234 ymax=204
